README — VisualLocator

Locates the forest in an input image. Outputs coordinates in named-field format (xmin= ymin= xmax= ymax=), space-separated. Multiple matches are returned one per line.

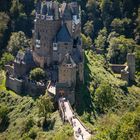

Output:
xmin=0 ymin=0 xmax=140 ymax=140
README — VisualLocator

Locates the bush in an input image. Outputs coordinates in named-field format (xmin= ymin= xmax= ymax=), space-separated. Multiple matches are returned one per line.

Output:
xmin=0 ymin=52 xmax=14 ymax=69
xmin=94 ymin=83 xmax=115 ymax=113
xmin=0 ymin=104 xmax=9 ymax=131
xmin=29 ymin=68 xmax=46 ymax=82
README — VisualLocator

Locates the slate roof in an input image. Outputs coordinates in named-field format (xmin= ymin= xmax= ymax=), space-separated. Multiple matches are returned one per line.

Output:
xmin=71 ymin=48 xmax=83 ymax=64
xmin=55 ymin=24 xmax=72 ymax=42
xmin=61 ymin=53 xmax=76 ymax=68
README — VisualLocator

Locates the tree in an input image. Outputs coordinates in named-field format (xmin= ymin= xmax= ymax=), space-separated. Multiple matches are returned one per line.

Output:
xmin=100 ymin=0 xmax=112 ymax=28
xmin=0 ymin=104 xmax=9 ymax=131
xmin=94 ymin=83 xmax=115 ymax=113
xmin=83 ymin=21 xmax=94 ymax=37
xmin=10 ymin=0 xmax=23 ymax=19
xmin=37 ymin=93 xmax=53 ymax=123
xmin=0 ymin=52 xmax=14 ymax=69
xmin=111 ymin=18 xmax=132 ymax=36
xmin=0 ymin=12 xmax=10 ymax=50
xmin=29 ymin=68 xmax=46 ymax=82
xmin=107 ymin=35 xmax=136 ymax=64
xmin=134 ymin=8 xmax=140 ymax=44
xmin=94 ymin=27 xmax=107 ymax=50
xmin=86 ymin=0 xmax=103 ymax=35
xmin=7 ymin=31 xmax=29 ymax=55
xmin=135 ymin=46 xmax=140 ymax=71
xmin=81 ymin=33 xmax=92 ymax=49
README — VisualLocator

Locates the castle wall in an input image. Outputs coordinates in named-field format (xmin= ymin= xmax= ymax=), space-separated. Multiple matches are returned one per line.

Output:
xmin=14 ymin=62 xmax=27 ymax=78
xmin=33 ymin=19 xmax=61 ymax=67
xmin=121 ymin=67 xmax=129 ymax=82
xmin=127 ymin=53 xmax=135 ymax=81
xmin=6 ymin=75 xmax=46 ymax=96
xmin=109 ymin=64 xmax=126 ymax=74
xmin=78 ymin=62 xmax=84 ymax=83
xmin=25 ymin=81 xmax=46 ymax=97
xmin=5 ymin=65 xmax=14 ymax=76
xmin=6 ymin=76 xmax=24 ymax=94
xmin=55 ymin=84 xmax=75 ymax=105
xmin=53 ymin=42 xmax=73 ymax=63
xmin=58 ymin=65 xmax=76 ymax=87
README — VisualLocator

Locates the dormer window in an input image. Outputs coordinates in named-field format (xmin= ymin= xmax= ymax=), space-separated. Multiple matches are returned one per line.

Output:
xmin=46 ymin=16 xmax=53 ymax=20
xmin=53 ymin=43 xmax=58 ymax=51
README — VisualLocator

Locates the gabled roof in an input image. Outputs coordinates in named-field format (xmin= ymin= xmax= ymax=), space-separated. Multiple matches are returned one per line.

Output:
xmin=55 ymin=24 xmax=72 ymax=43
xmin=61 ymin=53 xmax=76 ymax=68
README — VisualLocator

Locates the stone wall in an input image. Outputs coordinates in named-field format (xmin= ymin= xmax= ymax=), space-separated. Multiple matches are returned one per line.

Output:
xmin=33 ymin=19 xmax=61 ymax=67
xmin=55 ymin=83 xmax=75 ymax=105
xmin=6 ymin=75 xmax=46 ymax=96
xmin=58 ymin=65 xmax=77 ymax=87
xmin=52 ymin=42 xmax=73 ymax=63
xmin=5 ymin=65 xmax=14 ymax=75
xmin=14 ymin=62 xmax=27 ymax=78
xmin=26 ymin=81 xmax=46 ymax=97
xmin=6 ymin=76 xmax=24 ymax=94
xmin=109 ymin=64 xmax=126 ymax=74
xmin=121 ymin=66 xmax=129 ymax=82
xmin=127 ymin=53 xmax=135 ymax=81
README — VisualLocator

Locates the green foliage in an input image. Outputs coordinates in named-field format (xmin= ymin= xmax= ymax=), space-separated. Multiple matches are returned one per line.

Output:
xmin=37 ymin=93 xmax=54 ymax=121
xmin=83 ymin=21 xmax=94 ymax=37
xmin=81 ymin=33 xmax=92 ymax=49
xmin=29 ymin=68 xmax=46 ymax=82
xmin=135 ymin=46 xmax=140 ymax=71
xmin=7 ymin=31 xmax=29 ymax=55
xmin=0 ymin=12 xmax=10 ymax=50
xmin=10 ymin=0 xmax=23 ymax=19
xmin=107 ymin=35 xmax=136 ymax=63
xmin=94 ymin=27 xmax=107 ymax=49
xmin=0 ymin=104 xmax=9 ymax=132
xmin=111 ymin=18 xmax=132 ymax=35
xmin=0 ymin=52 xmax=14 ymax=69
xmin=93 ymin=106 xmax=140 ymax=140
xmin=94 ymin=83 xmax=115 ymax=113
xmin=53 ymin=124 xmax=74 ymax=140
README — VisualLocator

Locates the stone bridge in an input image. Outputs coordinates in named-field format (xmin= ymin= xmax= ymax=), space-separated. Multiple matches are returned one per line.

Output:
xmin=58 ymin=98 xmax=91 ymax=140
xmin=47 ymin=83 xmax=92 ymax=140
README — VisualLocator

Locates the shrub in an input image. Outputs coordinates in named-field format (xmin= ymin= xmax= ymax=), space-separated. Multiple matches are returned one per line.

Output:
xmin=0 ymin=53 xmax=14 ymax=69
xmin=29 ymin=68 xmax=46 ymax=82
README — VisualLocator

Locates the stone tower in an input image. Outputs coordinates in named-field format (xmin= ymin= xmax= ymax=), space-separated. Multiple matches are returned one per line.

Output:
xmin=59 ymin=53 xmax=77 ymax=87
xmin=127 ymin=53 xmax=135 ymax=81
xmin=32 ymin=0 xmax=61 ymax=67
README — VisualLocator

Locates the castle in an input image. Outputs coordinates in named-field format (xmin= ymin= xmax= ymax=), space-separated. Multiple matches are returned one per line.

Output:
xmin=5 ymin=0 xmax=84 ymax=105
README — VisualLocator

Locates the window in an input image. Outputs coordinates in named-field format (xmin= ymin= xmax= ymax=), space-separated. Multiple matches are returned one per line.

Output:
xmin=53 ymin=43 xmax=58 ymax=51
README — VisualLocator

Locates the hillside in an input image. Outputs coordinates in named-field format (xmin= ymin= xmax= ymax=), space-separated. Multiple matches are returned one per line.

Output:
xmin=0 ymin=0 xmax=140 ymax=140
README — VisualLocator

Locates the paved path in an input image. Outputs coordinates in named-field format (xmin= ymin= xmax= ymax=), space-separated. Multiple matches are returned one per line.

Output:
xmin=59 ymin=98 xmax=91 ymax=140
